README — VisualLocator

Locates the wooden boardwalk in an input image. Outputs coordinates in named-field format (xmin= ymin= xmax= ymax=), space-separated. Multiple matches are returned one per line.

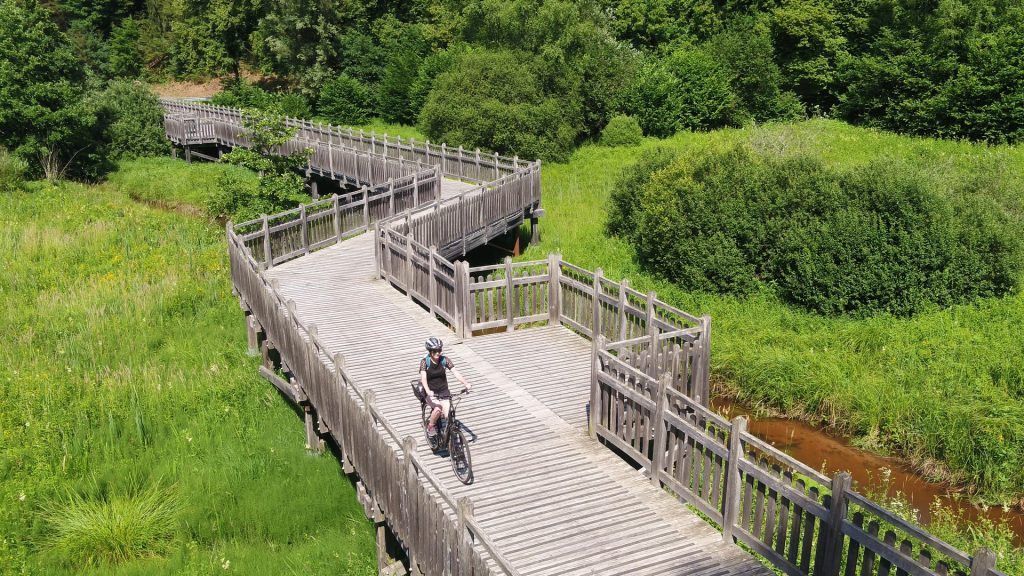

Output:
xmin=265 ymin=234 xmax=772 ymax=576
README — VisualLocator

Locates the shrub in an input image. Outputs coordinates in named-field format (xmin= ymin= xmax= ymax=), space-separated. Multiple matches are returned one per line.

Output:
xmin=317 ymin=74 xmax=372 ymax=125
xmin=0 ymin=147 xmax=27 ymax=192
xmin=418 ymin=49 xmax=583 ymax=162
xmin=606 ymin=146 xmax=678 ymax=238
xmin=614 ymin=145 xmax=1021 ymax=316
xmin=89 ymin=81 xmax=169 ymax=161
xmin=600 ymin=115 xmax=644 ymax=147
xmin=211 ymin=81 xmax=310 ymax=118
xmin=620 ymin=46 xmax=741 ymax=137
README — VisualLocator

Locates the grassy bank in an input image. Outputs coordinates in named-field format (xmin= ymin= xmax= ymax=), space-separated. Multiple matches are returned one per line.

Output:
xmin=0 ymin=160 xmax=376 ymax=574
xmin=522 ymin=119 xmax=1024 ymax=505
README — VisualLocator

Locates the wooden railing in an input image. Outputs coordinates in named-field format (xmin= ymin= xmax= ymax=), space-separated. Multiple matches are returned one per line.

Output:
xmin=591 ymin=347 xmax=1005 ymax=576
xmin=161 ymin=99 xmax=526 ymax=183
xmin=377 ymin=162 xmax=541 ymax=260
xmin=163 ymin=107 xmax=434 ymax=188
xmin=232 ymin=166 xmax=441 ymax=268
xmin=227 ymin=225 xmax=518 ymax=576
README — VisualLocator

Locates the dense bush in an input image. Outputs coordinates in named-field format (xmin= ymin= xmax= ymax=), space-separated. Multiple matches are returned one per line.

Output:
xmin=89 ymin=81 xmax=169 ymax=161
xmin=613 ymin=145 xmax=1020 ymax=316
xmin=211 ymin=81 xmax=311 ymax=118
xmin=619 ymin=47 xmax=740 ymax=137
xmin=317 ymin=74 xmax=372 ymax=125
xmin=605 ymin=146 xmax=678 ymax=239
xmin=600 ymin=116 xmax=644 ymax=147
xmin=419 ymin=49 xmax=583 ymax=162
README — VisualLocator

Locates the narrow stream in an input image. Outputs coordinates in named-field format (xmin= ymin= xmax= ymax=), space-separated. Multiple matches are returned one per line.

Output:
xmin=713 ymin=399 xmax=1024 ymax=546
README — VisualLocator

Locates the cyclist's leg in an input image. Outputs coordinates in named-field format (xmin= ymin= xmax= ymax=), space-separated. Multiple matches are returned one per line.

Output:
xmin=426 ymin=397 xmax=444 ymax=432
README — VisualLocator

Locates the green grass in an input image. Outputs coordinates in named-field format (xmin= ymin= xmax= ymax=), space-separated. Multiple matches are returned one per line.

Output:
xmin=522 ymin=119 xmax=1024 ymax=505
xmin=0 ymin=158 xmax=376 ymax=575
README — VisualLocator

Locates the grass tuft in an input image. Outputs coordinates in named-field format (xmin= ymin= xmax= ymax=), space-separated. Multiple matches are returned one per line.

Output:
xmin=42 ymin=484 xmax=181 ymax=567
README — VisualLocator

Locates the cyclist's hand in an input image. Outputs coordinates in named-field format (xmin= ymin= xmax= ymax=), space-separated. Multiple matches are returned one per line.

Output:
xmin=460 ymin=386 xmax=469 ymax=395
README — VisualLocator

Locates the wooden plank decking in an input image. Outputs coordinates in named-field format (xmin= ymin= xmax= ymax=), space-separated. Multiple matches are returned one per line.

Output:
xmin=264 ymin=234 xmax=772 ymax=576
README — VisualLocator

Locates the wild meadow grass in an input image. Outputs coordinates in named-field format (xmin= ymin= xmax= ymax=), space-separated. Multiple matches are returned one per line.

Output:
xmin=522 ymin=120 xmax=1024 ymax=506
xmin=0 ymin=159 xmax=376 ymax=574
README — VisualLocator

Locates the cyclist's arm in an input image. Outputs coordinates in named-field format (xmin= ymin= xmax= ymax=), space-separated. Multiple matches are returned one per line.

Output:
xmin=450 ymin=367 xmax=470 ymax=391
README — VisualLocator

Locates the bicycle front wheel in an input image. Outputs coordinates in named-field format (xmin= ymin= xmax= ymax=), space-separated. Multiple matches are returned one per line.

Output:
xmin=449 ymin=425 xmax=473 ymax=484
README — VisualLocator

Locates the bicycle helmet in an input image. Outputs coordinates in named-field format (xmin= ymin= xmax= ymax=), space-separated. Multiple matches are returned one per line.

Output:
xmin=424 ymin=336 xmax=443 ymax=352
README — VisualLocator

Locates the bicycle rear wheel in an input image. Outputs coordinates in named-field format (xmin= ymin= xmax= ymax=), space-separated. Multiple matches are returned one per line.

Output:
xmin=449 ymin=425 xmax=473 ymax=484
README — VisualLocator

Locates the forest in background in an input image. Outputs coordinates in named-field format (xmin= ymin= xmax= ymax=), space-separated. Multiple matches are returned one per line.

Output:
xmin=2 ymin=0 xmax=1023 ymax=178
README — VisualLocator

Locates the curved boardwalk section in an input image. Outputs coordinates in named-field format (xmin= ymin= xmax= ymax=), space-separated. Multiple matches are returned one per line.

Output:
xmin=264 ymin=236 xmax=771 ymax=576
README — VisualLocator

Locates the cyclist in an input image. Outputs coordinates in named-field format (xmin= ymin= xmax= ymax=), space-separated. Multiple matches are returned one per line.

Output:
xmin=420 ymin=337 xmax=470 ymax=440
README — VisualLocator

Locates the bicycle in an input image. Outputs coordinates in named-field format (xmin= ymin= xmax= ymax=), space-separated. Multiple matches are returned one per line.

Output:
xmin=412 ymin=381 xmax=473 ymax=485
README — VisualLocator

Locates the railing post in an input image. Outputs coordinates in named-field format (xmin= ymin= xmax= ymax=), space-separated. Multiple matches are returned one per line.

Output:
xmin=970 ymin=548 xmax=997 ymax=576
xmin=590 ymin=335 xmax=605 ymax=439
xmin=457 ymin=498 xmax=475 ymax=571
xmin=700 ymin=314 xmax=712 ymax=407
xmin=373 ymin=222 xmax=382 ymax=280
xmin=332 ymin=194 xmax=341 ymax=241
xmin=461 ymin=261 xmax=473 ymax=338
xmin=722 ymin=416 xmax=747 ymax=543
xmin=362 ymin=186 xmax=370 ymax=228
xmin=428 ymin=246 xmax=437 ymax=316
xmin=402 ymin=436 xmax=419 ymax=570
xmin=820 ymin=472 xmax=851 ymax=576
xmin=591 ymin=268 xmax=603 ymax=341
xmin=406 ymin=233 xmax=415 ymax=300
xmin=547 ymin=252 xmax=561 ymax=326
xmin=261 ymin=214 xmax=273 ymax=269
xmin=388 ymin=181 xmax=395 ymax=216
xmin=618 ymin=279 xmax=629 ymax=341
xmin=300 ymin=203 xmax=309 ymax=255
xmin=646 ymin=291 xmax=657 ymax=378
xmin=413 ymin=171 xmax=419 ymax=206
xmin=650 ymin=374 xmax=670 ymax=487
xmin=504 ymin=256 xmax=515 ymax=328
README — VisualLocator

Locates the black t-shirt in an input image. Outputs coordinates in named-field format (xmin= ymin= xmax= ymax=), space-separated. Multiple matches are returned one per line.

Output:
xmin=419 ymin=355 xmax=454 ymax=397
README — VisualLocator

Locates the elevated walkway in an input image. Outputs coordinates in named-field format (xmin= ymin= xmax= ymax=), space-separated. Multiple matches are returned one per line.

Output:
xmin=264 ymin=235 xmax=771 ymax=576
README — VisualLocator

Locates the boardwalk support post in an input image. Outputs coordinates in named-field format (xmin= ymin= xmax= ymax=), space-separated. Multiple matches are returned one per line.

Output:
xmin=428 ymin=246 xmax=437 ymax=316
xmin=406 ymin=233 xmax=415 ymax=300
xmin=245 ymin=313 xmax=260 ymax=356
xmin=646 ymin=291 xmax=658 ymax=378
xmin=402 ymin=436 xmax=420 ymax=575
xmin=722 ymin=416 xmax=746 ymax=542
xmin=820 ymin=472 xmax=851 ymax=576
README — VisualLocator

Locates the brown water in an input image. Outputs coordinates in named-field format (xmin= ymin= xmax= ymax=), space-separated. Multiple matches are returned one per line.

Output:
xmin=713 ymin=399 xmax=1024 ymax=546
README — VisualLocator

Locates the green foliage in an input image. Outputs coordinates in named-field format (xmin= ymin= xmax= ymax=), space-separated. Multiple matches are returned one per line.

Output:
xmin=839 ymin=2 xmax=1024 ymax=143
xmin=617 ymin=144 xmax=1020 ymax=316
xmin=211 ymin=110 xmax=310 ymax=221
xmin=317 ymin=74 xmax=372 ymax=125
xmin=377 ymin=20 xmax=429 ymax=124
xmin=0 ymin=0 xmax=91 ymax=179
xmin=708 ymin=17 xmax=805 ymax=122
xmin=611 ymin=0 xmax=721 ymax=49
xmin=606 ymin=146 xmax=678 ymax=238
xmin=103 ymin=18 xmax=144 ymax=79
xmin=211 ymin=81 xmax=311 ymax=117
xmin=418 ymin=49 xmax=583 ymax=162
xmin=88 ymin=81 xmax=170 ymax=161
xmin=620 ymin=47 xmax=741 ymax=137
xmin=41 ymin=484 xmax=181 ymax=567
xmin=0 ymin=148 xmax=27 ymax=192
xmin=0 ymin=168 xmax=377 ymax=573
xmin=600 ymin=115 xmax=644 ymax=147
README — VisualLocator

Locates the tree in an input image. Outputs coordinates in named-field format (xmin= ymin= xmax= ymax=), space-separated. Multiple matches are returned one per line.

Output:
xmin=209 ymin=110 xmax=311 ymax=222
xmin=0 ymin=0 xmax=93 ymax=179
xmin=418 ymin=49 xmax=583 ymax=162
